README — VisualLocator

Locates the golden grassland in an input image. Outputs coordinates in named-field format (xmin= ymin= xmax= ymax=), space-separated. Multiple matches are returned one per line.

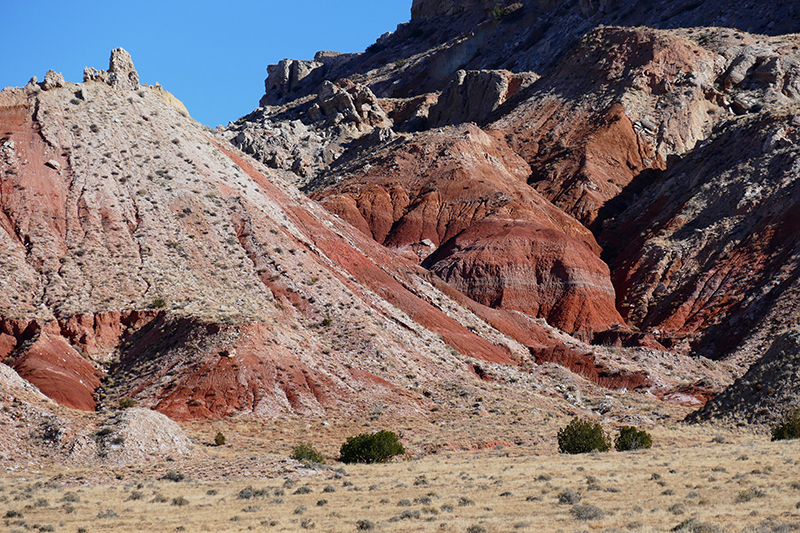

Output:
xmin=2 ymin=425 xmax=799 ymax=533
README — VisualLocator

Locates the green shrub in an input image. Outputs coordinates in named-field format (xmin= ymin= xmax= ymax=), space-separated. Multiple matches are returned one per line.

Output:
xmin=339 ymin=430 xmax=405 ymax=464
xmin=615 ymin=426 xmax=653 ymax=451
xmin=214 ymin=432 xmax=226 ymax=446
xmin=490 ymin=5 xmax=505 ymax=20
xmin=771 ymin=409 xmax=800 ymax=441
xmin=291 ymin=443 xmax=326 ymax=464
xmin=118 ymin=397 xmax=137 ymax=409
xmin=557 ymin=418 xmax=611 ymax=454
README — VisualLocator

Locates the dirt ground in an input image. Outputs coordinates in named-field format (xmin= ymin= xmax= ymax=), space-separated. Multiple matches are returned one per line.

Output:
xmin=3 ymin=422 xmax=799 ymax=533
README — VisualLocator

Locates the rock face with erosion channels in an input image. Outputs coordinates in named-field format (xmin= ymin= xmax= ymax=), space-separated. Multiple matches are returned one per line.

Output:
xmin=313 ymin=123 xmax=623 ymax=334
xmin=687 ymin=330 xmax=800 ymax=425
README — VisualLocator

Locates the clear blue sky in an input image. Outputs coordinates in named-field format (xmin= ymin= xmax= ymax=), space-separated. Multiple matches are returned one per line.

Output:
xmin=1 ymin=1 xmax=411 ymax=126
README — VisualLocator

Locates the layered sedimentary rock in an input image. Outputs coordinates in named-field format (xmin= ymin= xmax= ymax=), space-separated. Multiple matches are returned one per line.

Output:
xmin=1 ymin=50 xmax=567 ymax=421
xmin=312 ymin=123 xmax=623 ymax=334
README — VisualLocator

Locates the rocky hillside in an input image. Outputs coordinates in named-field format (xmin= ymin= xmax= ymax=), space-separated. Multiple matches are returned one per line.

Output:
xmin=224 ymin=0 xmax=800 ymax=423
xmin=3 ymin=47 xmax=709 ymax=447
xmin=4 ymin=0 xmax=800 ymax=440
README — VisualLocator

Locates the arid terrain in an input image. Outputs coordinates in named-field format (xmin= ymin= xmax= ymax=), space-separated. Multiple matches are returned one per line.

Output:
xmin=3 ymin=424 xmax=799 ymax=533
xmin=3 ymin=0 xmax=800 ymax=530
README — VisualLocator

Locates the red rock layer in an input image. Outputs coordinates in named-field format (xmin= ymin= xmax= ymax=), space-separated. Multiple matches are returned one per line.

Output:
xmin=314 ymin=124 xmax=623 ymax=334
xmin=530 ymin=343 xmax=650 ymax=391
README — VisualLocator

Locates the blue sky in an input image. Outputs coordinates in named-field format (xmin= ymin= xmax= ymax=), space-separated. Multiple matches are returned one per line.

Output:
xmin=1 ymin=1 xmax=411 ymax=126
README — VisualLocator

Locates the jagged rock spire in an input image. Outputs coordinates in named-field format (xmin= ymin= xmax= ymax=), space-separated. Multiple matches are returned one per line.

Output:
xmin=83 ymin=47 xmax=139 ymax=90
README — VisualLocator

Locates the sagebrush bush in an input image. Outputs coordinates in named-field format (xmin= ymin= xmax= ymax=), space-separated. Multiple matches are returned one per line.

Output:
xmin=771 ymin=409 xmax=800 ymax=441
xmin=339 ymin=430 xmax=405 ymax=464
xmin=118 ymin=397 xmax=137 ymax=409
xmin=214 ymin=432 xmax=226 ymax=446
xmin=615 ymin=426 xmax=653 ymax=451
xmin=557 ymin=418 xmax=611 ymax=454
xmin=291 ymin=442 xmax=326 ymax=463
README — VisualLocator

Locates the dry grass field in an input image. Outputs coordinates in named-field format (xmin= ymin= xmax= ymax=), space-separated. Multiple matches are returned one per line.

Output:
xmin=2 ymin=424 xmax=799 ymax=533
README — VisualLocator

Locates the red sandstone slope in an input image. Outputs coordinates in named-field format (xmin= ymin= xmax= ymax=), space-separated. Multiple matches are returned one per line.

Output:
xmin=312 ymin=124 xmax=623 ymax=334
xmin=2 ymin=52 xmax=585 ymax=421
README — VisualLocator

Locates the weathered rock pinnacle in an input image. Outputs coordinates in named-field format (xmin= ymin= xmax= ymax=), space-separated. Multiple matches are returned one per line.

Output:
xmin=83 ymin=47 xmax=139 ymax=90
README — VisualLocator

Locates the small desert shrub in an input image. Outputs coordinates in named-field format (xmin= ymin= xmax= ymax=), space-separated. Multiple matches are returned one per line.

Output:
xmin=467 ymin=525 xmax=487 ymax=533
xmin=214 ymin=432 xmax=226 ymax=446
xmin=570 ymin=503 xmax=605 ymax=521
xmin=293 ymin=486 xmax=312 ymax=495
xmin=458 ymin=497 xmax=476 ymax=507
xmin=294 ymin=505 xmax=307 ymax=515
xmin=356 ymin=519 xmax=375 ymax=530
xmin=558 ymin=418 xmax=611 ymax=454
xmin=558 ymin=489 xmax=581 ymax=505
xmin=62 ymin=492 xmax=80 ymax=503
xmin=339 ymin=430 xmax=405 ymax=464
xmin=118 ymin=397 xmax=137 ymax=409
xmin=126 ymin=490 xmax=144 ymax=501
xmin=669 ymin=503 xmax=687 ymax=515
xmin=771 ymin=409 xmax=800 ymax=441
xmin=735 ymin=488 xmax=766 ymax=503
xmin=291 ymin=443 xmax=325 ymax=464
xmin=162 ymin=470 xmax=184 ymax=482
xmin=171 ymin=496 xmax=189 ymax=506
xmin=615 ymin=426 xmax=653 ymax=451
xmin=322 ymin=485 xmax=336 ymax=493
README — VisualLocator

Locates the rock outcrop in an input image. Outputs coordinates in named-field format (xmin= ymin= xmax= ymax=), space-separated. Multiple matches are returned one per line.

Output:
xmin=227 ymin=79 xmax=392 ymax=184
xmin=428 ymin=69 xmax=538 ymax=128
xmin=261 ymin=51 xmax=360 ymax=106
xmin=411 ymin=0 xmax=501 ymax=19
xmin=84 ymin=47 xmax=139 ymax=90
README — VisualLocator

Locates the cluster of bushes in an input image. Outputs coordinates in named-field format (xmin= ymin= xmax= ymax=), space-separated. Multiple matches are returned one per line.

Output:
xmin=558 ymin=418 xmax=653 ymax=454
xmin=289 ymin=430 xmax=406 ymax=465
xmin=284 ymin=409 xmax=798 ymax=466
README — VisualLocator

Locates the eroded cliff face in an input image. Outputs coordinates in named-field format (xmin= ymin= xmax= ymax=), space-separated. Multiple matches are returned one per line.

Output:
xmin=5 ymin=50 xmax=630 ymax=423
xmin=222 ymin=1 xmax=800 ymax=422
xmin=7 ymin=0 xmax=800 ymax=431
xmin=312 ymin=123 xmax=623 ymax=334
